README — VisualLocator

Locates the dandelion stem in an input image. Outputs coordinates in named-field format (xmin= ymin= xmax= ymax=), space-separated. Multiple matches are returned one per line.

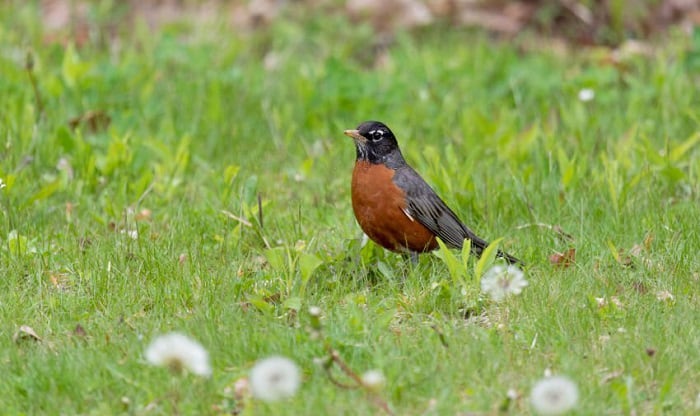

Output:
xmin=325 ymin=347 xmax=395 ymax=416
xmin=322 ymin=365 xmax=358 ymax=389
xmin=25 ymin=51 xmax=44 ymax=121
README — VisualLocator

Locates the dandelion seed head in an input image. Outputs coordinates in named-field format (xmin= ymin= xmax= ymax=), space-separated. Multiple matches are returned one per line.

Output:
xmin=578 ymin=88 xmax=595 ymax=102
xmin=530 ymin=375 xmax=579 ymax=415
xmin=145 ymin=332 xmax=211 ymax=377
xmin=249 ymin=356 xmax=301 ymax=402
xmin=480 ymin=265 xmax=528 ymax=301
xmin=361 ymin=369 xmax=386 ymax=391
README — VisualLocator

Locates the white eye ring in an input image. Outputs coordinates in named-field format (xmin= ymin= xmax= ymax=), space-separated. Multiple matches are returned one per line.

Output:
xmin=368 ymin=129 xmax=384 ymax=141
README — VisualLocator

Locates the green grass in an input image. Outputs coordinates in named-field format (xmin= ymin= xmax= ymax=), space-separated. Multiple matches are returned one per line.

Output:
xmin=1 ymin=2 xmax=700 ymax=414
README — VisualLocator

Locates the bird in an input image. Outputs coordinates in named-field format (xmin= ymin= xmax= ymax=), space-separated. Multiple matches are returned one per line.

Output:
xmin=343 ymin=120 xmax=522 ymax=265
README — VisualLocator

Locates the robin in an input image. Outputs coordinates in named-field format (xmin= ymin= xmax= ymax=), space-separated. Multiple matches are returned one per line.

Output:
xmin=343 ymin=120 xmax=522 ymax=265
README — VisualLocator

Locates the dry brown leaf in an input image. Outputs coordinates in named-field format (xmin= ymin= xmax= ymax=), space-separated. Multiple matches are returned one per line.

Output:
xmin=631 ymin=281 xmax=648 ymax=294
xmin=601 ymin=369 xmax=624 ymax=383
xmin=616 ymin=249 xmax=634 ymax=267
xmin=78 ymin=236 xmax=92 ymax=251
xmin=49 ymin=272 xmax=71 ymax=291
xmin=13 ymin=325 xmax=42 ymax=343
xmin=65 ymin=201 xmax=75 ymax=218
xmin=68 ymin=110 xmax=111 ymax=133
xmin=263 ymin=293 xmax=281 ymax=304
xmin=549 ymin=248 xmax=576 ymax=268
xmin=629 ymin=244 xmax=644 ymax=258
xmin=73 ymin=324 xmax=87 ymax=337
xmin=135 ymin=209 xmax=152 ymax=221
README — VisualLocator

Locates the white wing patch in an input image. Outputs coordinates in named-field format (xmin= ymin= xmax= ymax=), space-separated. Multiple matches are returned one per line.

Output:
xmin=401 ymin=207 xmax=415 ymax=222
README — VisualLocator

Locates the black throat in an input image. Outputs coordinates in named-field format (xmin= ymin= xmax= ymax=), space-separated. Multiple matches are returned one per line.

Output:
xmin=355 ymin=145 xmax=407 ymax=169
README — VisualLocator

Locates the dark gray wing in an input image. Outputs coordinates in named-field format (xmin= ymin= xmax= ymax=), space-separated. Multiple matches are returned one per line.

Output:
xmin=393 ymin=166 xmax=489 ymax=254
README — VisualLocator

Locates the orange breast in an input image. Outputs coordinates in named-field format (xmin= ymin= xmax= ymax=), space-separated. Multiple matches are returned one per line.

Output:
xmin=351 ymin=161 xmax=438 ymax=253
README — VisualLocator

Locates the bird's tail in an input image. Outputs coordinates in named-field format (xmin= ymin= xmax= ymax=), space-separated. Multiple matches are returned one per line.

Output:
xmin=464 ymin=233 xmax=524 ymax=267
xmin=496 ymin=249 xmax=524 ymax=267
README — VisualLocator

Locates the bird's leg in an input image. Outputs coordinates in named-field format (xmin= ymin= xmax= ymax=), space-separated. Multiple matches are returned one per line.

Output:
xmin=409 ymin=251 xmax=419 ymax=264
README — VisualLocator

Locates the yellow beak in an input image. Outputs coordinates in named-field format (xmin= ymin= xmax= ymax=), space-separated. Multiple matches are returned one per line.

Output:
xmin=343 ymin=129 xmax=365 ymax=142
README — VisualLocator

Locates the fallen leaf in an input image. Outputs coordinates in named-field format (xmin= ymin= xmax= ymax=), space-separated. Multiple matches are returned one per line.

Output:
xmin=73 ymin=324 xmax=87 ymax=337
xmin=601 ymin=369 xmax=624 ymax=383
xmin=616 ymin=248 xmax=634 ymax=267
xmin=135 ymin=209 xmax=152 ymax=221
xmin=631 ymin=281 xmax=648 ymax=294
xmin=655 ymin=290 xmax=674 ymax=302
xmin=13 ymin=325 xmax=42 ymax=343
xmin=78 ymin=236 xmax=92 ymax=251
xmin=49 ymin=272 xmax=71 ymax=291
xmin=263 ymin=293 xmax=281 ymax=304
xmin=629 ymin=244 xmax=643 ymax=258
xmin=549 ymin=248 xmax=576 ymax=268
xmin=65 ymin=201 xmax=75 ymax=218
xmin=68 ymin=110 xmax=111 ymax=133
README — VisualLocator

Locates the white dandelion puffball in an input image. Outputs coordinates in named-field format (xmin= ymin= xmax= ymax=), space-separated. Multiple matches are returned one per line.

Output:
xmin=145 ymin=332 xmax=211 ymax=377
xmin=480 ymin=265 xmax=528 ymax=301
xmin=361 ymin=369 xmax=386 ymax=391
xmin=249 ymin=356 xmax=301 ymax=401
xmin=530 ymin=375 xmax=579 ymax=415
xmin=578 ymin=88 xmax=595 ymax=102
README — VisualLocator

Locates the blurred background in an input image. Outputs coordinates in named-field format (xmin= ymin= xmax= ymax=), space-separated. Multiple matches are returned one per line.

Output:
xmin=33 ymin=0 xmax=700 ymax=48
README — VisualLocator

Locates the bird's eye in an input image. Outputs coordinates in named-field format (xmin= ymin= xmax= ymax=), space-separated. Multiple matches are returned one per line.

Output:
xmin=368 ymin=129 xmax=384 ymax=142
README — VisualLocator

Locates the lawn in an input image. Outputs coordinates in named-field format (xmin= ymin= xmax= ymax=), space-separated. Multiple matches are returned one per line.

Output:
xmin=1 ymin=2 xmax=699 ymax=415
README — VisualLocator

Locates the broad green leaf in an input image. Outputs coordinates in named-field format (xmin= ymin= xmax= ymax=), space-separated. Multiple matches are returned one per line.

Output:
xmin=434 ymin=237 xmax=463 ymax=286
xmin=283 ymin=296 xmax=302 ymax=311
xmin=669 ymin=132 xmax=700 ymax=162
xmin=61 ymin=44 xmax=92 ymax=88
xmin=263 ymin=247 xmax=289 ymax=272
xmin=224 ymin=164 xmax=241 ymax=184
xmin=298 ymin=252 xmax=322 ymax=296
xmin=460 ymin=238 xmax=472 ymax=274
xmin=474 ymin=237 xmax=503 ymax=279
xmin=606 ymin=240 xmax=620 ymax=262
xmin=7 ymin=230 xmax=36 ymax=255
xmin=25 ymin=180 xmax=61 ymax=206
xmin=246 ymin=296 xmax=274 ymax=314
xmin=376 ymin=261 xmax=395 ymax=281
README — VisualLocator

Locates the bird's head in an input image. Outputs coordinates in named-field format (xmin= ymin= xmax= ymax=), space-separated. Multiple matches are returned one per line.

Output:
xmin=344 ymin=121 xmax=401 ymax=164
